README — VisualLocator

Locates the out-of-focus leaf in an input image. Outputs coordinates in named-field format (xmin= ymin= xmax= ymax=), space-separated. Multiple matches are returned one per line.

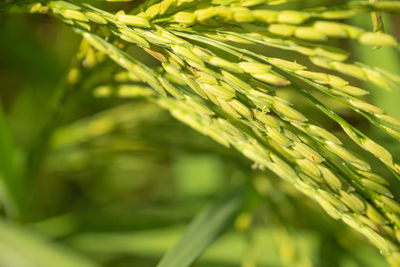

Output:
xmin=0 ymin=219 xmax=98 ymax=267
xmin=0 ymin=103 xmax=24 ymax=218
xmin=68 ymin=226 xmax=289 ymax=266
xmin=156 ymin=189 xmax=244 ymax=267
xmin=173 ymin=154 xmax=224 ymax=197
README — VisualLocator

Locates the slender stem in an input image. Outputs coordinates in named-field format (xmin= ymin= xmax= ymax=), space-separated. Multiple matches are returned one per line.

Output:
xmin=23 ymin=45 xmax=83 ymax=220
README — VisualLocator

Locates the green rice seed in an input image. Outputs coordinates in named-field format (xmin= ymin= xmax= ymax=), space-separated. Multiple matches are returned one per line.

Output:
xmin=75 ymin=21 xmax=91 ymax=31
xmin=221 ymin=70 xmax=253 ymax=92
xmin=145 ymin=3 xmax=160 ymax=18
xmin=294 ymin=27 xmax=328 ymax=41
xmin=233 ymin=8 xmax=254 ymax=23
xmin=336 ymin=85 xmax=369 ymax=97
xmin=307 ymin=125 xmax=342 ymax=144
xmin=215 ymin=6 xmax=234 ymax=20
xmin=239 ymin=0 xmax=266 ymax=7
xmin=116 ymin=14 xmax=151 ymax=27
xmin=379 ymin=196 xmax=400 ymax=214
xmin=30 ymin=3 xmax=42 ymax=13
xmin=243 ymin=147 xmax=270 ymax=166
xmin=194 ymin=7 xmax=217 ymax=21
xmin=229 ymin=99 xmax=252 ymax=119
xmin=252 ymin=73 xmax=290 ymax=86
xmin=313 ymin=21 xmax=348 ymax=38
xmin=144 ymin=48 xmax=168 ymax=62
xmin=133 ymin=65 xmax=166 ymax=96
xmin=218 ymin=98 xmax=241 ymax=118
xmin=252 ymin=10 xmax=278 ymax=23
xmin=159 ymin=28 xmax=188 ymax=45
xmin=340 ymin=191 xmax=365 ymax=213
xmin=119 ymin=28 xmax=150 ymax=48
xmin=283 ymin=128 xmax=300 ymax=142
xmin=330 ymin=62 xmax=367 ymax=80
xmin=48 ymin=1 xmax=80 ymax=10
xmin=366 ymin=204 xmax=387 ymax=225
xmin=255 ymin=112 xmax=280 ymax=128
xmin=358 ymin=171 xmax=389 ymax=186
xmin=266 ymin=127 xmax=291 ymax=146
xmin=307 ymin=57 xmax=329 ymax=69
xmin=268 ymin=24 xmax=296 ymax=37
xmin=173 ymin=11 xmax=197 ymax=25
xmin=292 ymin=142 xmax=324 ymax=163
xmin=294 ymin=179 xmax=316 ymax=199
xmin=325 ymin=141 xmax=371 ymax=171
xmin=239 ymin=62 xmax=271 ymax=74
xmin=356 ymin=215 xmax=379 ymax=230
xmin=363 ymin=68 xmax=389 ymax=89
xmin=319 ymin=166 xmax=342 ymax=191
xmin=214 ymin=118 xmax=246 ymax=141
xmin=282 ymin=146 xmax=303 ymax=159
xmin=295 ymin=70 xmax=329 ymax=83
xmin=269 ymin=58 xmax=306 ymax=71
xmin=361 ymin=139 xmax=393 ymax=167
xmin=385 ymin=128 xmax=400 ymax=140
xmin=321 ymin=10 xmax=355 ymax=19
xmin=273 ymin=101 xmax=307 ymax=122
xmin=315 ymin=195 xmax=341 ymax=220
xmin=60 ymin=9 xmax=88 ymax=22
xmin=158 ymin=76 xmax=183 ymax=98
xmin=359 ymin=32 xmax=397 ymax=47
xmin=171 ymin=45 xmax=204 ymax=65
xmin=314 ymin=47 xmax=349 ymax=61
xmin=85 ymin=12 xmax=107 ymax=24
xmin=117 ymin=85 xmax=154 ymax=97
xmin=296 ymin=159 xmax=321 ymax=178
xmin=349 ymin=99 xmax=384 ymax=114
xmin=375 ymin=114 xmax=400 ymax=128
xmin=159 ymin=0 xmax=174 ymax=14
xmin=342 ymin=214 xmax=362 ymax=232
xmin=361 ymin=227 xmax=393 ymax=255
xmin=210 ymin=57 xmax=243 ymax=73
xmin=362 ymin=179 xmax=393 ymax=198
xmin=270 ymin=154 xmax=298 ymax=182
xmin=386 ymin=213 xmax=400 ymax=227
xmin=343 ymin=25 xmax=365 ymax=39
xmin=328 ymin=75 xmax=348 ymax=88
xmin=318 ymin=189 xmax=348 ymax=211
xmin=201 ymin=83 xmax=236 ymax=99
xmin=83 ymin=32 xmax=106 ymax=51
xmin=197 ymin=72 xmax=218 ymax=84
xmin=185 ymin=97 xmax=215 ymax=116
xmin=277 ymin=10 xmax=310 ymax=25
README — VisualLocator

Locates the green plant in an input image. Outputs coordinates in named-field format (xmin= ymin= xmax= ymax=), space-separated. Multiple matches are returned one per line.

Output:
xmin=1 ymin=0 xmax=400 ymax=266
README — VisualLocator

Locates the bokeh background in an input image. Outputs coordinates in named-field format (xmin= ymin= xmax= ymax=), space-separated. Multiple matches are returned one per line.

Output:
xmin=1 ymin=1 xmax=400 ymax=266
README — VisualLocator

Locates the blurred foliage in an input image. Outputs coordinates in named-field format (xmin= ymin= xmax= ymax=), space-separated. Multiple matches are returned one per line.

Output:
xmin=0 ymin=0 xmax=400 ymax=266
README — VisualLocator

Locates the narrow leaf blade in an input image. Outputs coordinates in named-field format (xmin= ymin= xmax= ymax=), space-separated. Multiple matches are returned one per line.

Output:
xmin=157 ymin=189 xmax=244 ymax=267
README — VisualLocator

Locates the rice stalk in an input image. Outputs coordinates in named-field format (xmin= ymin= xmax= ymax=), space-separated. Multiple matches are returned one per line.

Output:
xmin=10 ymin=0 xmax=400 ymax=265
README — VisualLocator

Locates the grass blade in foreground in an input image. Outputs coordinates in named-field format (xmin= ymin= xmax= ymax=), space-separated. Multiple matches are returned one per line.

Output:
xmin=0 ymin=219 xmax=98 ymax=267
xmin=156 ymin=189 xmax=244 ymax=267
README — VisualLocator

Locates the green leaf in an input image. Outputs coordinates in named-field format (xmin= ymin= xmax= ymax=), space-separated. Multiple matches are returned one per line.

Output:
xmin=0 ymin=219 xmax=98 ymax=267
xmin=156 ymin=189 xmax=244 ymax=267
xmin=0 ymin=103 xmax=25 ymax=218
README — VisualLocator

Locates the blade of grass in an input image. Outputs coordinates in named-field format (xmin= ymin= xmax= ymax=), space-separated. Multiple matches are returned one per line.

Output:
xmin=0 ymin=103 xmax=25 ymax=219
xmin=156 ymin=188 xmax=245 ymax=267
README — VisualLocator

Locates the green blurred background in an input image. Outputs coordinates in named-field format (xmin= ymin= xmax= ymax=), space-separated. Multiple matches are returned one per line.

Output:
xmin=0 ymin=1 xmax=400 ymax=266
